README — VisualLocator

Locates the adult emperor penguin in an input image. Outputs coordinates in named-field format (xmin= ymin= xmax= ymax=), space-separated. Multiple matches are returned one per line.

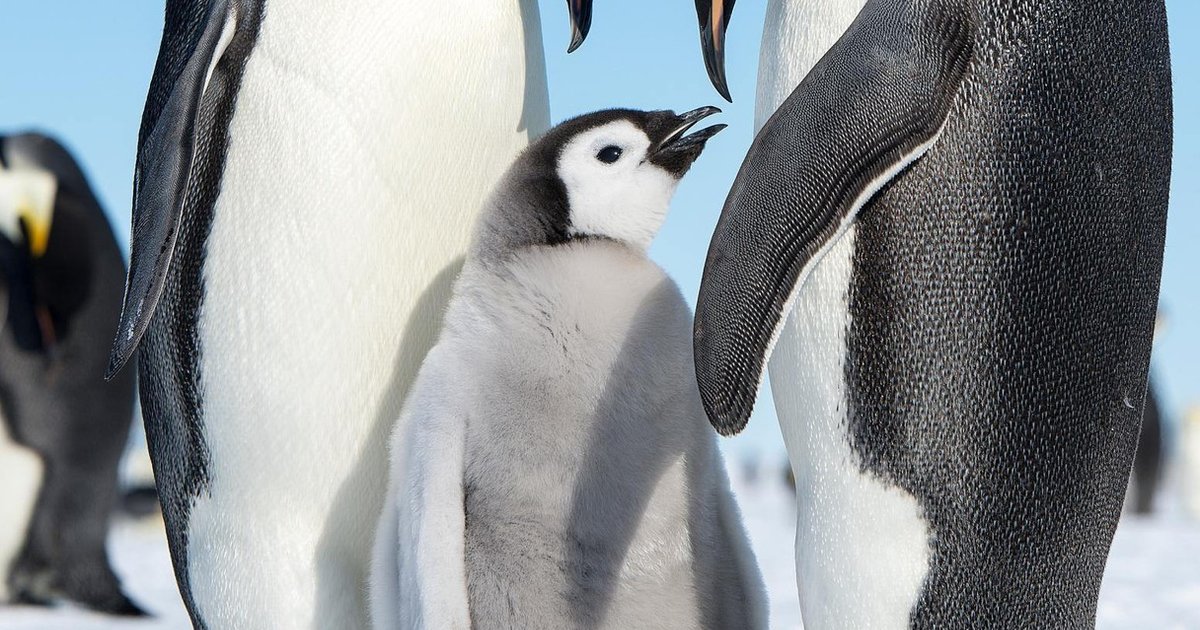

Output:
xmin=106 ymin=1 xmax=549 ymax=628
xmin=369 ymin=107 xmax=766 ymax=630
xmin=0 ymin=133 xmax=142 ymax=615
xmin=691 ymin=0 xmax=1173 ymax=628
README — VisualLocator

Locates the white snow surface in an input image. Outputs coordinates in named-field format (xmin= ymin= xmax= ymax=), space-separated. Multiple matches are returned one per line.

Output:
xmin=2 ymin=471 xmax=1199 ymax=629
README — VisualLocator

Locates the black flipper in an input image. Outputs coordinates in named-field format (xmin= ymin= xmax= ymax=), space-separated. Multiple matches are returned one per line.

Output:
xmin=106 ymin=0 xmax=238 ymax=378
xmin=693 ymin=0 xmax=975 ymax=435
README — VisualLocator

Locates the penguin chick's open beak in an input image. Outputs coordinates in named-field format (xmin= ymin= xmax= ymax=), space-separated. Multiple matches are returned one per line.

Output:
xmin=649 ymin=106 xmax=727 ymax=176
xmin=566 ymin=0 xmax=593 ymax=53
xmin=696 ymin=0 xmax=736 ymax=102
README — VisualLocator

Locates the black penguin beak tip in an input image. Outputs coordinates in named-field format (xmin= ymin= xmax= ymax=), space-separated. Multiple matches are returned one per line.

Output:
xmin=566 ymin=0 xmax=592 ymax=53
xmin=652 ymin=106 xmax=726 ymax=155
xmin=567 ymin=33 xmax=585 ymax=54
xmin=701 ymin=27 xmax=734 ymax=102
xmin=681 ymin=123 xmax=729 ymax=149
xmin=715 ymin=84 xmax=734 ymax=104
xmin=710 ymin=72 xmax=733 ymax=104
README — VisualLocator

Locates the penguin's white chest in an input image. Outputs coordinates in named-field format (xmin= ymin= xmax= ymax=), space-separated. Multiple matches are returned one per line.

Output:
xmin=758 ymin=1 xmax=933 ymax=628
xmin=1181 ymin=413 xmax=1200 ymax=522
xmin=185 ymin=1 xmax=548 ymax=628
xmin=0 ymin=415 xmax=42 ymax=602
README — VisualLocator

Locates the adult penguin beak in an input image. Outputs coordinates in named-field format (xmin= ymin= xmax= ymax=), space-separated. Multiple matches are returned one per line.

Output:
xmin=566 ymin=0 xmax=593 ymax=53
xmin=696 ymin=0 xmax=736 ymax=102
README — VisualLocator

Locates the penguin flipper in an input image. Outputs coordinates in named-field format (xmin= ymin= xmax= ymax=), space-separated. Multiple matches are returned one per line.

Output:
xmin=372 ymin=360 xmax=471 ymax=629
xmin=106 ymin=0 xmax=238 ymax=378
xmin=693 ymin=0 xmax=974 ymax=435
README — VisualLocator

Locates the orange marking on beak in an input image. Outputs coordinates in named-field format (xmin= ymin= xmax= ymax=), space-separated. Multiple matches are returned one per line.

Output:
xmin=711 ymin=0 xmax=724 ymax=51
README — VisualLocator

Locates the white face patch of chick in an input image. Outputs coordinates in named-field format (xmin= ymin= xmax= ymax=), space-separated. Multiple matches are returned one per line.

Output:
xmin=556 ymin=120 xmax=679 ymax=250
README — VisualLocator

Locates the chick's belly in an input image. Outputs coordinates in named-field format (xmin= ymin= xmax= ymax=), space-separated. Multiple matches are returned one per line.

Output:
xmin=463 ymin=451 xmax=695 ymax=582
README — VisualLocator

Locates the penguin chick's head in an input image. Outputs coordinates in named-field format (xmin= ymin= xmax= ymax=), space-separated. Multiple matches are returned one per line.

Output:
xmin=554 ymin=107 xmax=725 ymax=249
xmin=482 ymin=107 xmax=725 ymax=255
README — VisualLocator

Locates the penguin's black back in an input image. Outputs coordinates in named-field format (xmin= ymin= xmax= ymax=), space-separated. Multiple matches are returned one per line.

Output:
xmin=845 ymin=1 xmax=1171 ymax=625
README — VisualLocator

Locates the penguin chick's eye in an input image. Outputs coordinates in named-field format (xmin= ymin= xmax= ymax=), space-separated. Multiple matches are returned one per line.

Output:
xmin=596 ymin=145 xmax=623 ymax=164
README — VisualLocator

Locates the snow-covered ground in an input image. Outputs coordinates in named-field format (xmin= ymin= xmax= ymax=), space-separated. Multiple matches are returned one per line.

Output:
xmin=3 ymin=473 xmax=1199 ymax=629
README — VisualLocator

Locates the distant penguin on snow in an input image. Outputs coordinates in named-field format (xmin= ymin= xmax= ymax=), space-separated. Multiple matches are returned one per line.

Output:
xmin=370 ymin=108 xmax=766 ymax=630
xmin=0 ymin=133 xmax=142 ymax=615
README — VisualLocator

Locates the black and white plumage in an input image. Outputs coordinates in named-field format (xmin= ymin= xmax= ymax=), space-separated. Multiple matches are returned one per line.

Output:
xmin=107 ymin=1 xmax=550 ymax=628
xmin=690 ymin=0 xmax=1172 ymax=627
xmin=0 ymin=132 xmax=142 ymax=616
xmin=370 ymin=108 xmax=766 ymax=630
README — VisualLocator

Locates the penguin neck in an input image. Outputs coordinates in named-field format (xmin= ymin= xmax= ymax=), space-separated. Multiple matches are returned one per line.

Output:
xmin=45 ymin=189 xmax=127 ymax=288
xmin=755 ymin=0 xmax=869 ymax=130
xmin=469 ymin=172 xmax=575 ymax=265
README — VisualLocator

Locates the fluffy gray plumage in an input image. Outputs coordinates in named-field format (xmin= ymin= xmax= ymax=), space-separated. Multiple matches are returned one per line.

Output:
xmin=371 ymin=109 xmax=765 ymax=629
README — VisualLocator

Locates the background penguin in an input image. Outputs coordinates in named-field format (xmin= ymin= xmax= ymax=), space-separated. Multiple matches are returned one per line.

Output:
xmin=1182 ymin=405 xmax=1200 ymax=522
xmin=690 ymin=0 xmax=1172 ymax=627
xmin=0 ymin=132 xmax=142 ymax=615
xmin=1130 ymin=382 xmax=1164 ymax=514
xmin=106 ymin=1 xmax=550 ymax=628
xmin=370 ymin=107 xmax=766 ymax=630
xmin=1129 ymin=312 xmax=1169 ymax=515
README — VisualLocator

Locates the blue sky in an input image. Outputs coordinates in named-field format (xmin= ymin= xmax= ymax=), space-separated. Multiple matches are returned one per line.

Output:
xmin=1 ymin=1 xmax=1196 ymax=460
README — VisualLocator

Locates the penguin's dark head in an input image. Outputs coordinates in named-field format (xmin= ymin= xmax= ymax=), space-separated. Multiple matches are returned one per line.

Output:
xmin=564 ymin=1 xmax=737 ymax=101
xmin=482 ymin=107 xmax=724 ymax=255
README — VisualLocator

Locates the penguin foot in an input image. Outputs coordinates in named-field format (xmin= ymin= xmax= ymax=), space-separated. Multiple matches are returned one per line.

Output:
xmin=77 ymin=591 xmax=149 ymax=617
xmin=8 ymin=565 xmax=60 ymax=608
xmin=59 ymin=567 xmax=149 ymax=617
xmin=10 ymin=559 xmax=149 ymax=617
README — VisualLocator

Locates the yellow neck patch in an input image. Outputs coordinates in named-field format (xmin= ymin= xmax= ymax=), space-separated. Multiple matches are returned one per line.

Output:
xmin=0 ymin=167 xmax=57 ymax=257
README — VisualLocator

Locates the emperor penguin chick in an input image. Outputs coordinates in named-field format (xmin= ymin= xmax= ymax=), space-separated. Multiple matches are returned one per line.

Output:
xmin=370 ymin=108 xmax=766 ymax=630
